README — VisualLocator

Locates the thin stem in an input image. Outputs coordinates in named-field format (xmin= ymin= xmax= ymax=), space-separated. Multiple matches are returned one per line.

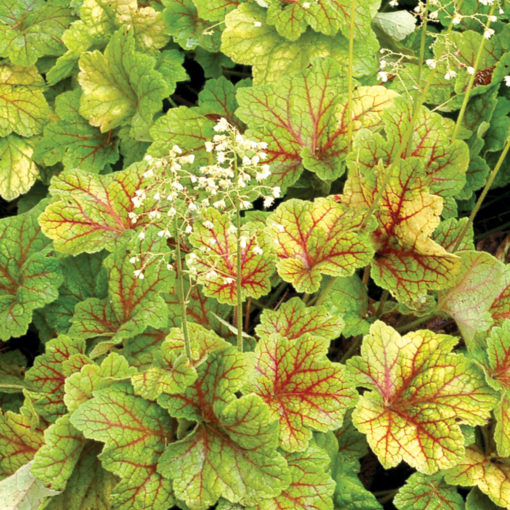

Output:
xmin=313 ymin=276 xmax=338 ymax=306
xmin=360 ymin=265 xmax=370 ymax=318
xmin=265 ymin=281 xmax=287 ymax=309
xmin=346 ymin=0 xmax=356 ymax=149
xmin=453 ymin=137 xmax=510 ymax=251
xmin=174 ymin=217 xmax=192 ymax=361
xmin=375 ymin=289 xmax=389 ymax=318
xmin=397 ymin=313 xmax=435 ymax=333
xmin=451 ymin=3 xmax=497 ymax=142
xmin=340 ymin=335 xmax=362 ymax=363
xmin=233 ymin=154 xmax=244 ymax=352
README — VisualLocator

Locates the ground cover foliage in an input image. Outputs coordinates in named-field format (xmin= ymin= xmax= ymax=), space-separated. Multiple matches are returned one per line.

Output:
xmin=0 ymin=0 xmax=509 ymax=508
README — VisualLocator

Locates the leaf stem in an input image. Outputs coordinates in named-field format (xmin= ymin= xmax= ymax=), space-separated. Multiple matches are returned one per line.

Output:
xmin=375 ymin=289 xmax=389 ymax=317
xmin=360 ymin=265 xmax=370 ymax=318
xmin=452 ymin=136 xmax=510 ymax=251
xmin=174 ymin=216 xmax=192 ymax=361
xmin=313 ymin=276 xmax=338 ymax=306
xmin=451 ymin=3 xmax=497 ymax=142
xmin=346 ymin=0 xmax=356 ymax=149
xmin=233 ymin=154 xmax=244 ymax=352
xmin=397 ymin=313 xmax=435 ymax=333
xmin=340 ymin=335 xmax=362 ymax=363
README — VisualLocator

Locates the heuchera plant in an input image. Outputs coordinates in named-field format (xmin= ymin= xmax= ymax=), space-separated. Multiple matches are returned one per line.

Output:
xmin=0 ymin=0 xmax=509 ymax=509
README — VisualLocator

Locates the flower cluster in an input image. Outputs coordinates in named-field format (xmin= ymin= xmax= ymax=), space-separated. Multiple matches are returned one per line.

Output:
xmin=127 ymin=118 xmax=276 ymax=283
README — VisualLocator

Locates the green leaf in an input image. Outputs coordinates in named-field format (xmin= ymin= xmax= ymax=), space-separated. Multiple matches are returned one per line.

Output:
xmin=347 ymin=321 xmax=496 ymax=473
xmin=321 ymin=275 xmax=371 ymax=337
xmin=0 ymin=201 xmax=63 ymax=341
xmin=256 ymin=442 xmax=335 ymax=509
xmin=0 ymin=412 xmax=44 ymax=478
xmin=482 ymin=321 xmax=510 ymax=456
xmin=70 ymin=382 xmax=174 ymax=510
xmin=248 ymin=334 xmax=357 ymax=451
xmin=64 ymin=352 xmax=136 ymax=413
xmin=0 ymin=135 xmax=39 ymax=201
xmin=393 ymin=472 xmax=464 ymax=510
xmin=31 ymin=414 xmax=84 ymax=491
xmin=35 ymin=89 xmax=119 ymax=173
xmin=465 ymin=487 xmax=503 ymax=510
xmin=163 ymin=0 xmax=222 ymax=51
xmin=0 ymin=0 xmax=74 ymax=66
xmin=438 ymin=251 xmax=505 ymax=342
xmin=131 ymin=322 xmax=229 ymax=400
xmin=24 ymin=335 xmax=87 ymax=422
xmin=37 ymin=252 xmax=107 ymax=336
xmin=39 ymin=442 xmax=117 ymax=510
xmin=69 ymin=232 xmax=173 ymax=351
xmin=193 ymin=0 xmax=241 ymax=22
xmin=39 ymin=163 xmax=162 ymax=254
xmin=236 ymin=60 xmax=396 ymax=187
xmin=444 ymin=446 xmax=510 ymax=509
xmin=345 ymin=157 xmax=460 ymax=303
xmin=266 ymin=197 xmax=374 ymax=293
xmin=78 ymin=29 xmax=170 ymax=133
xmin=0 ymin=65 xmax=51 ymax=137
xmin=0 ymin=461 xmax=60 ymax=509
xmin=266 ymin=0 xmax=380 ymax=43
xmin=0 ymin=351 xmax=27 ymax=394
xmin=222 ymin=4 xmax=377 ymax=85
xmin=373 ymin=11 xmax=416 ymax=41
xmin=189 ymin=208 xmax=274 ymax=305
xmin=255 ymin=297 xmax=343 ymax=341
xmin=352 ymin=97 xmax=469 ymax=198
xmin=432 ymin=217 xmax=474 ymax=253
xmin=158 ymin=348 xmax=290 ymax=509
xmin=330 ymin=453 xmax=382 ymax=509
xmin=490 ymin=266 xmax=510 ymax=326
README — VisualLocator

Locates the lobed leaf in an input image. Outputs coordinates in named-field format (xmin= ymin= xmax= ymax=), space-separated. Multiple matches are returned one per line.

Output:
xmin=0 ymin=201 xmax=63 ymax=341
xmin=78 ymin=29 xmax=171 ymax=133
xmin=158 ymin=348 xmax=290 ymax=509
xmin=0 ymin=0 xmax=73 ymax=66
xmin=393 ymin=472 xmax=464 ymax=510
xmin=248 ymin=334 xmax=357 ymax=451
xmin=266 ymin=197 xmax=374 ymax=293
xmin=70 ymin=382 xmax=174 ymax=510
xmin=189 ymin=208 xmax=275 ymax=305
xmin=255 ymin=297 xmax=343 ymax=342
xmin=444 ymin=446 xmax=510 ymax=509
xmin=347 ymin=321 xmax=496 ymax=473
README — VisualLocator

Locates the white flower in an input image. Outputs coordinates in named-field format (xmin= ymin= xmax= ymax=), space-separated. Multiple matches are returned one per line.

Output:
xmin=242 ymin=156 xmax=251 ymax=165
xmin=167 ymin=207 xmax=176 ymax=217
xmin=205 ymin=141 xmax=214 ymax=152
xmin=380 ymin=60 xmax=387 ymax=69
xmin=138 ymin=231 xmax=145 ymax=240
xmin=172 ymin=145 xmax=183 ymax=154
xmin=429 ymin=10 xmax=438 ymax=19
xmin=425 ymin=59 xmax=436 ymax=69
xmin=484 ymin=28 xmax=495 ymax=39
xmin=217 ymin=152 xmax=227 ymax=163
xmin=263 ymin=196 xmax=274 ymax=208
xmin=272 ymin=186 xmax=281 ymax=198
xmin=254 ymin=21 xmax=262 ymax=27
xmin=185 ymin=225 xmax=193 ymax=234
xmin=227 ymin=225 xmax=237 ymax=234
xmin=143 ymin=154 xmax=153 ymax=162
xmin=204 ymin=220 xmax=214 ymax=229
xmin=389 ymin=0 xmax=398 ymax=6
xmin=504 ymin=75 xmax=510 ymax=87
xmin=206 ymin=270 xmax=218 ymax=279
xmin=129 ymin=256 xmax=137 ymax=264
xmin=489 ymin=15 xmax=497 ymax=22
xmin=154 ymin=192 xmax=161 ymax=201
xmin=444 ymin=70 xmax=457 ymax=80
xmin=478 ymin=0 xmax=494 ymax=5
xmin=224 ymin=277 xmax=234 ymax=284
xmin=143 ymin=169 xmax=154 ymax=178
xmin=258 ymin=141 xmax=268 ymax=149
xmin=377 ymin=71 xmax=389 ymax=82
xmin=452 ymin=15 xmax=461 ymax=24
xmin=466 ymin=66 xmax=475 ymax=75
xmin=253 ymin=245 xmax=264 ymax=255
xmin=275 ymin=223 xmax=285 ymax=232
xmin=302 ymin=1 xmax=311 ymax=7
xmin=214 ymin=117 xmax=230 ymax=132
xmin=189 ymin=202 xmax=197 ymax=211
xmin=239 ymin=236 xmax=248 ymax=249
xmin=134 ymin=269 xmax=144 ymax=280
xmin=213 ymin=199 xmax=226 ymax=209
xmin=182 ymin=154 xmax=195 ymax=164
